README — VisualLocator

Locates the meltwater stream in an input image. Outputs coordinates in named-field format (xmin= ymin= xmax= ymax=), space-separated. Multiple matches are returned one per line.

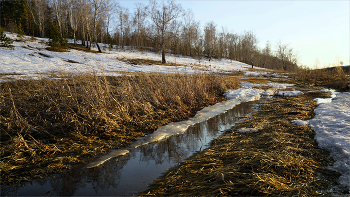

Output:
xmin=2 ymin=100 xmax=264 ymax=196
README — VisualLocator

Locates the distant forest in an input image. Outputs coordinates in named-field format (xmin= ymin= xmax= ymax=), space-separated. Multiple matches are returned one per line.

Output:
xmin=1 ymin=0 xmax=299 ymax=70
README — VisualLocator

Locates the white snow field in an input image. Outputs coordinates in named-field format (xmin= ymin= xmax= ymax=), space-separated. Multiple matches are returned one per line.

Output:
xmin=308 ymin=92 xmax=350 ymax=193
xmin=0 ymin=32 xmax=269 ymax=81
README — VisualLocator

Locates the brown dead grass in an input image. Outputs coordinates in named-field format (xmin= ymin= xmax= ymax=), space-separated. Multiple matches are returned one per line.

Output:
xmin=293 ymin=67 xmax=349 ymax=92
xmin=240 ymin=76 xmax=268 ymax=84
xmin=0 ymin=72 xmax=239 ymax=184
xmin=117 ymin=57 xmax=184 ymax=67
xmin=143 ymin=93 xmax=340 ymax=196
xmin=46 ymin=46 xmax=69 ymax=52
xmin=68 ymin=43 xmax=100 ymax=53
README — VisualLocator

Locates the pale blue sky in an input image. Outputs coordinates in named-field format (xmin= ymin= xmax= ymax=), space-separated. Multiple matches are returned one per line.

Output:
xmin=119 ymin=0 xmax=349 ymax=68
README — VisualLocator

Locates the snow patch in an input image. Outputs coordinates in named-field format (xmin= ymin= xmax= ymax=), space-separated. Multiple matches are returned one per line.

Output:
xmin=1 ymin=33 xmax=274 ymax=81
xmin=309 ymin=92 xmax=350 ymax=193
xmin=292 ymin=119 xmax=309 ymax=126
xmin=238 ymin=126 xmax=263 ymax=133
xmin=277 ymin=90 xmax=303 ymax=96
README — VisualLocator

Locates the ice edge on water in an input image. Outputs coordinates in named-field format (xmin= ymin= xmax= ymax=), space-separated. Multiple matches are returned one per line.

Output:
xmin=86 ymin=82 xmax=293 ymax=168
xmin=86 ymin=149 xmax=129 ymax=168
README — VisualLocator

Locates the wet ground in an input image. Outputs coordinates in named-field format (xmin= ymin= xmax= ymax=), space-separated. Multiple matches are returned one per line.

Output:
xmin=2 ymin=99 xmax=265 ymax=196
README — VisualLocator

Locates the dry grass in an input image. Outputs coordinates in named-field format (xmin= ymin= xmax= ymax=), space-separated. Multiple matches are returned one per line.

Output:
xmin=240 ymin=76 xmax=268 ymax=84
xmin=293 ymin=67 xmax=349 ymax=92
xmin=46 ymin=46 xmax=69 ymax=52
xmin=68 ymin=43 xmax=100 ymax=53
xmin=0 ymin=72 xmax=239 ymax=184
xmin=117 ymin=57 xmax=184 ymax=67
xmin=143 ymin=93 xmax=340 ymax=196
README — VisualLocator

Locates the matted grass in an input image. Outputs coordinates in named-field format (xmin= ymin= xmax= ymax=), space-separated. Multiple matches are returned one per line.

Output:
xmin=68 ymin=43 xmax=100 ymax=53
xmin=142 ymin=93 xmax=340 ymax=196
xmin=240 ymin=76 xmax=268 ymax=84
xmin=0 ymin=72 xmax=239 ymax=184
xmin=46 ymin=46 xmax=69 ymax=52
xmin=117 ymin=57 xmax=185 ymax=67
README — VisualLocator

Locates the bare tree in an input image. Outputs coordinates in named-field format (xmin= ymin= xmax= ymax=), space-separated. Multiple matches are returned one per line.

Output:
xmin=204 ymin=21 xmax=216 ymax=60
xmin=227 ymin=33 xmax=239 ymax=61
xmin=105 ymin=0 xmax=117 ymax=47
xmin=52 ymin=0 xmax=68 ymax=35
xmin=261 ymin=41 xmax=271 ymax=68
xmin=27 ymin=0 xmax=48 ymax=37
xmin=276 ymin=41 xmax=288 ymax=70
xmin=133 ymin=3 xmax=148 ymax=48
xmin=117 ymin=5 xmax=129 ymax=49
xmin=181 ymin=9 xmax=199 ymax=57
xmin=90 ymin=0 xmax=109 ymax=52
xmin=217 ymin=27 xmax=228 ymax=59
xmin=148 ymin=0 xmax=183 ymax=64
xmin=78 ymin=0 xmax=91 ymax=47
xmin=241 ymin=31 xmax=257 ymax=68
xmin=67 ymin=0 xmax=80 ymax=45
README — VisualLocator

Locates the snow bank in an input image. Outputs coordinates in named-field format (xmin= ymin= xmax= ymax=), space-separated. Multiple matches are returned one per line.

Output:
xmin=1 ymin=32 xmax=271 ymax=81
xmin=309 ymin=92 xmax=350 ymax=193
xmin=224 ymin=88 xmax=265 ymax=101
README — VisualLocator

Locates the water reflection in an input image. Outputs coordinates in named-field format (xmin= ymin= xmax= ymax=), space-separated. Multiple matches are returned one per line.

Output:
xmin=2 ymin=100 xmax=262 ymax=196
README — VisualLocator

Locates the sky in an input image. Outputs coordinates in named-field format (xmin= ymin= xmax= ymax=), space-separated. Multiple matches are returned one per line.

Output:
xmin=119 ymin=0 xmax=349 ymax=69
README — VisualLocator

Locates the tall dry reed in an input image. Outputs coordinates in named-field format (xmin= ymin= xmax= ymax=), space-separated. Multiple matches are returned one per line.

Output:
xmin=293 ymin=66 xmax=349 ymax=91
xmin=0 ymin=72 xmax=239 ymax=184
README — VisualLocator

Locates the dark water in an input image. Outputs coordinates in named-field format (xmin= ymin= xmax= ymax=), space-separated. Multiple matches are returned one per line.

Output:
xmin=2 ymin=100 xmax=264 ymax=196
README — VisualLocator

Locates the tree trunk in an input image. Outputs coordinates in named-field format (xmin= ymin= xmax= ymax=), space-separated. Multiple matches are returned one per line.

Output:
xmin=162 ymin=44 xmax=166 ymax=64
xmin=73 ymin=31 xmax=76 ymax=46
xmin=96 ymin=42 xmax=102 ymax=53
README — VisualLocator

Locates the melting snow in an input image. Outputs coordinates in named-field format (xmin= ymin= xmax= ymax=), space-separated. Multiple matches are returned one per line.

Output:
xmin=3 ymin=33 xmax=349 ymax=193
xmin=308 ymin=92 xmax=350 ymax=193
xmin=238 ymin=126 xmax=263 ymax=133
xmin=0 ymin=32 xmax=270 ymax=81
xmin=86 ymin=150 xmax=129 ymax=168
xmin=277 ymin=90 xmax=303 ymax=96
xmin=292 ymin=119 xmax=309 ymax=126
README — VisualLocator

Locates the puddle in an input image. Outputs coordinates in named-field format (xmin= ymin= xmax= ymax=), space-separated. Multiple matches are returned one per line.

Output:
xmin=1 ymin=99 xmax=265 ymax=196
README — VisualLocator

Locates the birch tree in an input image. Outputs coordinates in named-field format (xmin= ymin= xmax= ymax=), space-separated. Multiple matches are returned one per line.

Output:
xmin=181 ymin=9 xmax=199 ymax=57
xmin=204 ymin=21 xmax=216 ymax=60
xmin=117 ymin=5 xmax=129 ymax=49
xmin=27 ymin=0 xmax=47 ymax=37
xmin=90 ymin=0 xmax=109 ymax=52
xmin=67 ymin=0 xmax=80 ymax=45
xmin=133 ymin=3 xmax=148 ymax=48
xmin=52 ymin=0 xmax=67 ymax=35
xmin=276 ymin=41 xmax=288 ymax=70
xmin=148 ymin=0 xmax=183 ymax=64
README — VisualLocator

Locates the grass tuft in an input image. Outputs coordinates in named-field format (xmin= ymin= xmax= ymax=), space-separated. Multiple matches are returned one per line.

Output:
xmin=117 ymin=57 xmax=185 ymax=67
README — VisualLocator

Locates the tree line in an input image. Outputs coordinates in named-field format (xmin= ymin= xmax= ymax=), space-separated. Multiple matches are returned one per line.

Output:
xmin=0 ymin=0 xmax=298 ymax=70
